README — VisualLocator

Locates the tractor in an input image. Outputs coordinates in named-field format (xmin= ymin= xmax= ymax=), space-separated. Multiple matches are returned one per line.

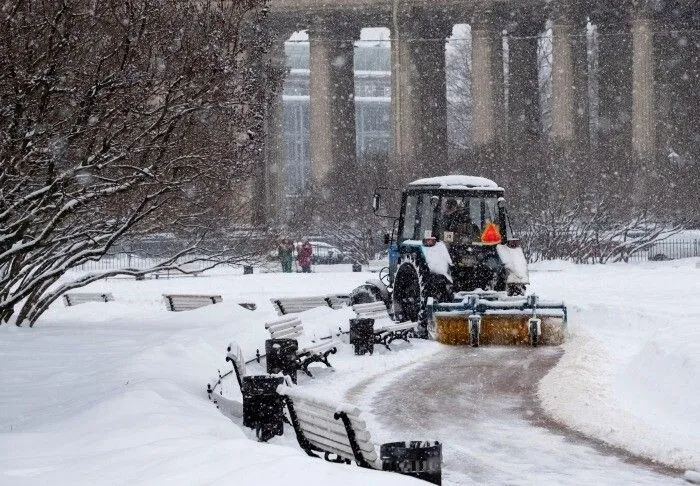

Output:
xmin=350 ymin=175 xmax=567 ymax=346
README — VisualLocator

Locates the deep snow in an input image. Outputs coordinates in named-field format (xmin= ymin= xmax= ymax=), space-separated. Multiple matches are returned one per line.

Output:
xmin=0 ymin=259 xmax=698 ymax=485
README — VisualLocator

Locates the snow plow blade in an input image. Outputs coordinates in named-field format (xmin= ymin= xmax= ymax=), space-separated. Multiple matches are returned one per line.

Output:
xmin=427 ymin=294 xmax=567 ymax=347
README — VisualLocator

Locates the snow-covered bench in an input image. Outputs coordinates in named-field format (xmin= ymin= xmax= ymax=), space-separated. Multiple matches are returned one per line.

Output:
xmin=279 ymin=385 xmax=442 ymax=484
xmin=270 ymin=296 xmax=331 ymax=315
xmin=62 ymin=292 xmax=114 ymax=306
xmin=352 ymin=302 xmax=415 ymax=351
xmin=163 ymin=294 xmax=222 ymax=312
xmin=264 ymin=315 xmax=338 ymax=378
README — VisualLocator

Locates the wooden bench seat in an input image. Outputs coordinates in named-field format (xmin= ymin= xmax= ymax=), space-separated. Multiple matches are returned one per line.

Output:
xmin=264 ymin=315 xmax=338 ymax=378
xmin=63 ymin=292 xmax=114 ymax=306
xmin=352 ymin=302 xmax=414 ymax=351
xmin=163 ymin=294 xmax=222 ymax=312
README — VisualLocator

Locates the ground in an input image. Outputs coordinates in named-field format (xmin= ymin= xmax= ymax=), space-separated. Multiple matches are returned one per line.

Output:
xmin=0 ymin=259 xmax=697 ymax=485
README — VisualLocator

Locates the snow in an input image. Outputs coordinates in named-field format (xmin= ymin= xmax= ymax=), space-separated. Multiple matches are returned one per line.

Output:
xmin=536 ymin=259 xmax=700 ymax=470
xmin=0 ymin=260 xmax=698 ymax=484
xmin=421 ymin=241 xmax=453 ymax=281
xmin=496 ymin=244 xmax=529 ymax=284
xmin=409 ymin=175 xmax=502 ymax=190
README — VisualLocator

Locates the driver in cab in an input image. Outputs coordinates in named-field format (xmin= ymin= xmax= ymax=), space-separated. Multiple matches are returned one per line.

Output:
xmin=441 ymin=198 xmax=480 ymax=245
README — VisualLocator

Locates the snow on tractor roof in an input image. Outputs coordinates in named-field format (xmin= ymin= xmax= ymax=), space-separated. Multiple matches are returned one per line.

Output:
xmin=409 ymin=175 xmax=503 ymax=191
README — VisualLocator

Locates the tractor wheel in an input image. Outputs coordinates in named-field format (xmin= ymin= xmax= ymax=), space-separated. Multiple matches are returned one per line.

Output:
xmin=392 ymin=253 xmax=450 ymax=339
xmin=507 ymin=283 xmax=526 ymax=296
xmin=349 ymin=284 xmax=382 ymax=305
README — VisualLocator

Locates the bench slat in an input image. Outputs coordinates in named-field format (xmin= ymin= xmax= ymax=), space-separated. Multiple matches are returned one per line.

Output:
xmin=352 ymin=302 xmax=388 ymax=313
xmin=271 ymin=328 xmax=302 ymax=340
xmin=265 ymin=320 xmax=302 ymax=332
xmin=287 ymin=392 xmax=362 ymax=420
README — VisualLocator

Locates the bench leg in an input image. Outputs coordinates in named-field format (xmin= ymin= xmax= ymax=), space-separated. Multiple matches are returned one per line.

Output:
xmin=374 ymin=334 xmax=392 ymax=351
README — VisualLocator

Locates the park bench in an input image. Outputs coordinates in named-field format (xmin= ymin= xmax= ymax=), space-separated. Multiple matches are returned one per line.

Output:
xmin=278 ymin=385 xmax=442 ymax=484
xmin=270 ymin=294 xmax=351 ymax=315
xmin=163 ymin=294 xmax=222 ymax=312
xmin=352 ymin=302 xmax=415 ymax=351
xmin=62 ymin=292 xmax=114 ymax=306
xmin=270 ymin=296 xmax=330 ymax=315
xmin=264 ymin=315 xmax=338 ymax=378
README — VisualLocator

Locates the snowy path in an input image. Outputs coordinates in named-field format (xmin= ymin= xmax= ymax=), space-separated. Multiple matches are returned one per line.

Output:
xmin=347 ymin=346 xmax=684 ymax=486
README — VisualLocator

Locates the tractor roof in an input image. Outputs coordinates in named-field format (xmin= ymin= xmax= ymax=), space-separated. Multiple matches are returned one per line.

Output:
xmin=409 ymin=175 xmax=503 ymax=191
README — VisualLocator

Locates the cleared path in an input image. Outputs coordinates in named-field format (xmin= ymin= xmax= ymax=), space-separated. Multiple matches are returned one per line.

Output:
xmin=348 ymin=346 xmax=684 ymax=485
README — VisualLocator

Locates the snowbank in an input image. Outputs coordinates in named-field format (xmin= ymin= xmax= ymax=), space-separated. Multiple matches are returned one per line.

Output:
xmin=534 ymin=259 xmax=700 ymax=470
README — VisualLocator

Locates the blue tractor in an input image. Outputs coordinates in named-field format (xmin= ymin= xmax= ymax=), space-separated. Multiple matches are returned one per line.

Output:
xmin=350 ymin=175 xmax=542 ymax=340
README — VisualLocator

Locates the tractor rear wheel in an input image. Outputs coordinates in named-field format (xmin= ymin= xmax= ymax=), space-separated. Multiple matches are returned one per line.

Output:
xmin=349 ymin=284 xmax=383 ymax=305
xmin=392 ymin=254 xmax=450 ymax=339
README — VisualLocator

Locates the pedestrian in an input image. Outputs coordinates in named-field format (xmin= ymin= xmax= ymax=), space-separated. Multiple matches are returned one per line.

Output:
xmin=278 ymin=237 xmax=294 ymax=273
xmin=297 ymin=240 xmax=313 ymax=273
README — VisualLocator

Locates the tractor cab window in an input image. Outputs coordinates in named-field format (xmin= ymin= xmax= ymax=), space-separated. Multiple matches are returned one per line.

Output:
xmin=417 ymin=194 xmax=437 ymax=240
xmin=438 ymin=196 xmax=501 ymax=245
xmin=401 ymin=195 xmax=419 ymax=240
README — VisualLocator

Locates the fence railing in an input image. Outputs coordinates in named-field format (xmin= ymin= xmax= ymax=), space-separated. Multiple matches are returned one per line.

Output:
xmin=627 ymin=239 xmax=700 ymax=262
xmin=71 ymin=254 xmax=228 ymax=273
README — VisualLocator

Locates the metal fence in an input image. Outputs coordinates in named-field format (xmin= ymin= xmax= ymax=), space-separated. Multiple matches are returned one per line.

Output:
xmin=626 ymin=239 xmax=700 ymax=262
xmin=72 ymin=254 xmax=225 ymax=273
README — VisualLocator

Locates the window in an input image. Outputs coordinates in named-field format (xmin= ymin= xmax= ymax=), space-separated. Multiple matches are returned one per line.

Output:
xmin=401 ymin=195 xmax=418 ymax=240
xmin=437 ymin=195 xmax=501 ymax=245
xmin=417 ymin=194 xmax=436 ymax=239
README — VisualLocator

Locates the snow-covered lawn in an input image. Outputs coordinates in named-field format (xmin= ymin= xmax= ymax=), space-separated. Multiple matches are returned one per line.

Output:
xmin=0 ymin=260 xmax=697 ymax=485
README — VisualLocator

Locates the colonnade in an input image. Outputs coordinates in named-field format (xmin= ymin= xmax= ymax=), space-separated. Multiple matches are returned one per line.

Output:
xmin=257 ymin=2 xmax=697 ymax=223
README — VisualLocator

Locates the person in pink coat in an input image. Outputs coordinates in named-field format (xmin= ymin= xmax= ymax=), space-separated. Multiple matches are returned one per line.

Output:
xmin=297 ymin=240 xmax=313 ymax=273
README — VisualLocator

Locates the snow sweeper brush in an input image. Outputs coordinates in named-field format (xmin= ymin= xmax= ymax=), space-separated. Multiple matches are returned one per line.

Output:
xmin=426 ymin=294 xmax=567 ymax=347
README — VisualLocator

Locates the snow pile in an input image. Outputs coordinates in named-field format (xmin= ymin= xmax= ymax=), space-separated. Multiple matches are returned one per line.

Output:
xmin=535 ymin=260 xmax=700 ymax=470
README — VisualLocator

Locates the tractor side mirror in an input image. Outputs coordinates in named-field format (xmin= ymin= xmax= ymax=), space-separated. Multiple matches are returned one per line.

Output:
xmin=383 ymin=233 xmax=391 ymax=245
xmin=372 ymin=193 xmax=381 ymax=212
xmin=430 ymin=195 xmax=440 ymax=209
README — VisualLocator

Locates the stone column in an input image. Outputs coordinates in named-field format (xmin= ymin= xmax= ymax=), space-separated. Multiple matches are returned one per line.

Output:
xmin=631 ymin=12 xmax=655 ymax=165
xmin=550 ymin=18 xmax=575 ymax=143
xmin=391 ymin=10 xmax=452 ymax=174
xmin=308 ymin=19 xmax=360 ymax=186
xmin=470 ymin=12 xmax=505 ymax=159
xmin=506 ymin=19 xmax=542 ymax=158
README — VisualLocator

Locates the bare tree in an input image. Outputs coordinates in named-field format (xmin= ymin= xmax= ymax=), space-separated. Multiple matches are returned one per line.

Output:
xmin=0 ymin=0 xmax=274 ymax=326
